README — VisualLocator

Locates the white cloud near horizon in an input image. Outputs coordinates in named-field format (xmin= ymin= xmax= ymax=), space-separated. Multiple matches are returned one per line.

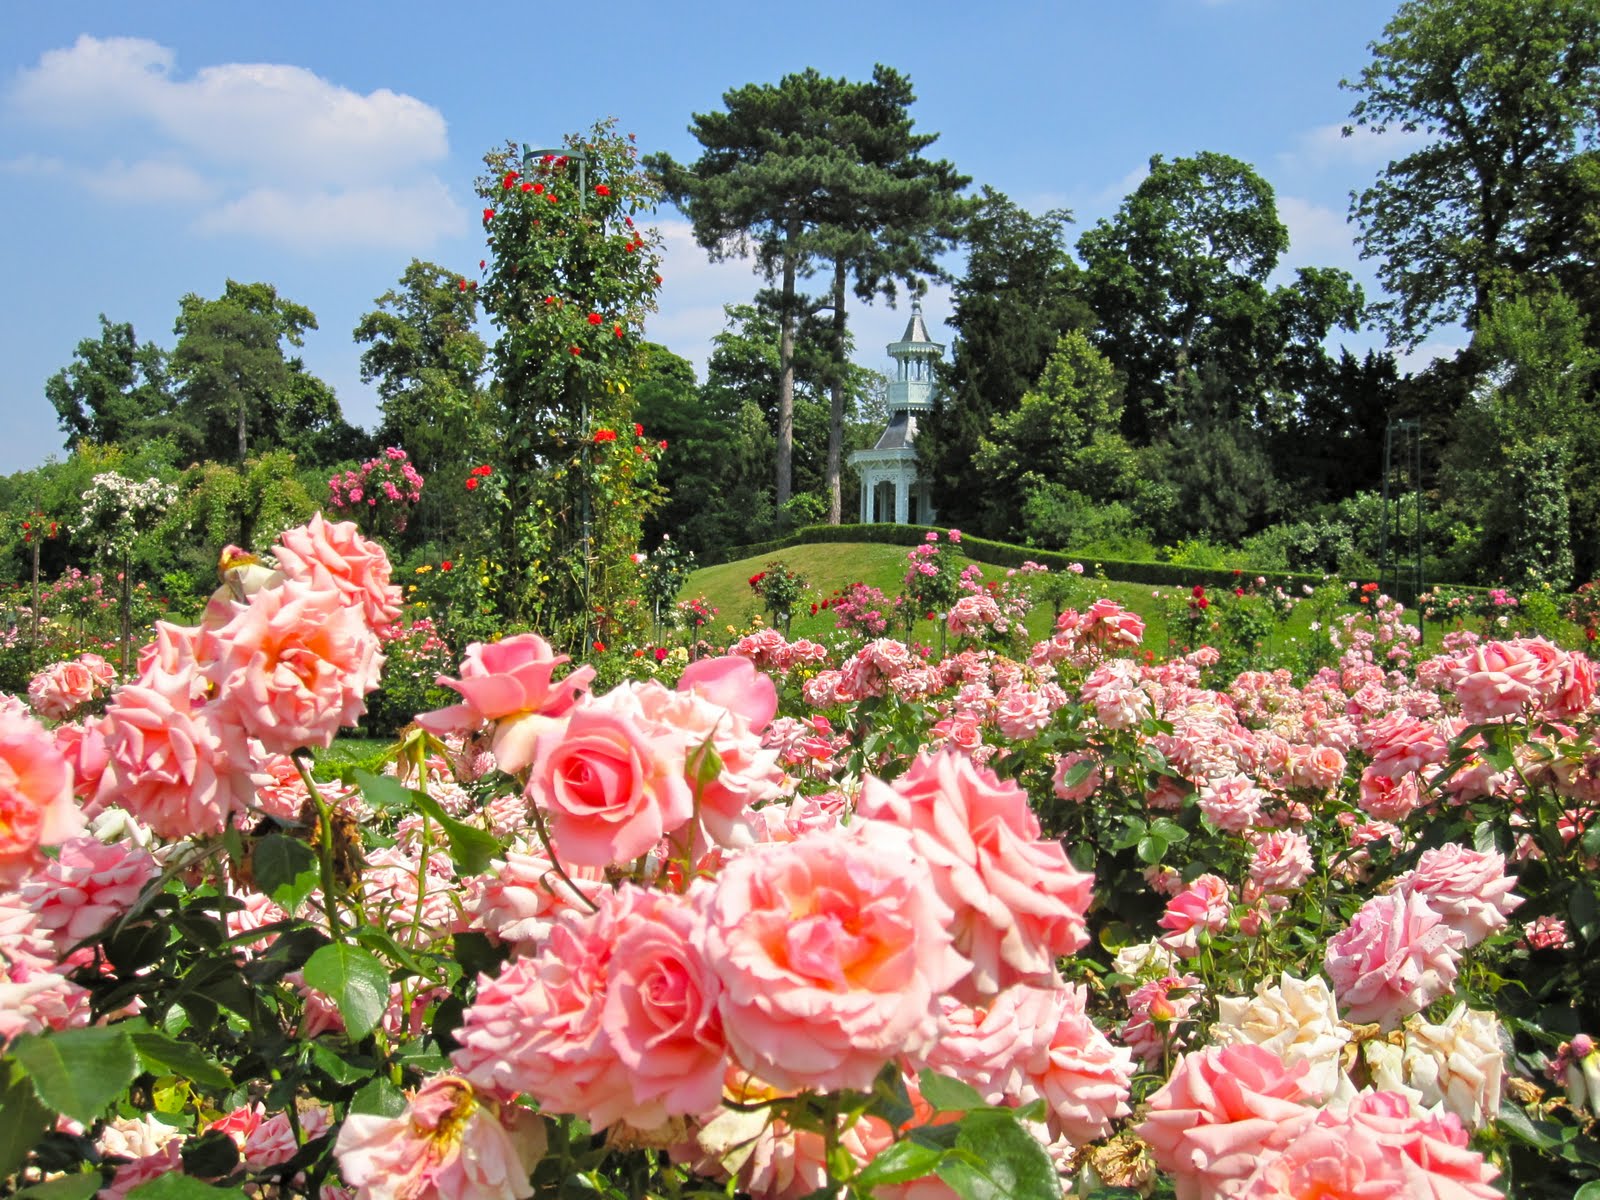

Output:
xmin=7 ymin=35 xmax=463 ymax=251
xmin=1279 ymin=120 xmax=1428 ymax=175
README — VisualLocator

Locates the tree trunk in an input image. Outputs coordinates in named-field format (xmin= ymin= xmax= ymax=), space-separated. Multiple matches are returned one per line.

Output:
xmin=238 ymin=393 xmax=248 ymax=463
xmin=776 ymin=218 xmax=800 ymax=508
xmin=827 ymin=258 xmax=847 ymax=525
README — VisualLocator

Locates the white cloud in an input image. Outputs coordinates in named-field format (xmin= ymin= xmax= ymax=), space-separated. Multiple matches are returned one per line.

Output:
xmin=85 ymin=158 xmax=219 ymax=205
xmin=1276 ymin=194 xmax=1359 ymax=272
xmin=195 ymin=181 xmax=466 ymax=251
xmin=8 ymin=36 xmax=457 ymax=251
xmin=1280 ymin=121 xmax=1429 ymax=173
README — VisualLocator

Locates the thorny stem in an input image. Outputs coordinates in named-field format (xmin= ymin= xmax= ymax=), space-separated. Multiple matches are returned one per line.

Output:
xmin=293 ymin=753 xmax=345 ymax=940
xmin=528 ymin=793 xmax=600 ymax=913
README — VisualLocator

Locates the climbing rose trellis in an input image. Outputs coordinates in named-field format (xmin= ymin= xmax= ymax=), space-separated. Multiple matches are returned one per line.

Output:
xmin=1 ymin=514 xmax=1596 ymax=1198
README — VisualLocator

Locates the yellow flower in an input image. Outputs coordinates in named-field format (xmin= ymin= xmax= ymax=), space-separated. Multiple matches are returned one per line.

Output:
xmin=415 ymin=564 xmax=433 ymax=575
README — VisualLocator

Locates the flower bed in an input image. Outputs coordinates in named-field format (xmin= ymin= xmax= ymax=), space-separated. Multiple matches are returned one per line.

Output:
xmin=2 ymin=516 xmax=1597 ymax=1198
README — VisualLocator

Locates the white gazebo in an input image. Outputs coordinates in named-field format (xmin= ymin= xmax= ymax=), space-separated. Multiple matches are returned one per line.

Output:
xmin=851 ymin=299 xmax=942 ymax=524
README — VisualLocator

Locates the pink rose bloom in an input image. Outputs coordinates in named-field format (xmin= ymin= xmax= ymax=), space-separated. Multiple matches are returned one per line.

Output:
xmin=1247 ymin=831 xmax=1314 ymax=898
xmin=417 ymin=634 xmax=595 ymax=774
xmin=1135 ymin=1044 xmax=1313 ymax=1200
xmin=274 ymin=513 xmax=403 ymax=630
xmin=201 ymin=579 xmax=382 ymax=753
xmin=525 ymin=688 xmax=693 ymax=868
xmin=701 ymin=823 xmax=968 ymax=1093
xmin=993 ymin=684 xmax=1052 ymax=740
xmin=1196 ymin=774 xmax=1265 ymax=833
xmin=600 ymin=886 xmax=727 ymax=1121
xmin=1393 ymin=844 xmax=1523 ymax=947
xmin=1235 ymin=1116 xmax=1435 ymax=1198
xmin=1450 ymin=638 xmax=1562 ymax=722
xmin=470 ymin=844 xmax=608 ymax=949
xmin=53 ymin=718 xmax=109 ymax=807
xmin=1158 ymin=874 xmax=1232 ymax=958
xmin=1012 ymin=984 xmax=1134 ymax=1145
xmin=0 ymin=707 xmax=82 ymax=887
xmin=1358 ymin=767 xmax=1422 ymax=821
xmin=28 ymin=656 xmax=112 ymax=720
xmin=1336 ymin=1091 xmax=1502 ymax=1197
xmin=1324 ymin=892 xmax=1465 ymax=1028
xmin=677 ymin=655 xmax=778 ymax=733
xmin=1083 ymin=598 xmax=1145 ymax=648
xmin=135 ymin=621 xmax=205 ymax=696
xmin=334 ymin=1075 xmax=545 ymax=1200
xmin=854 ymin=750 xmax=1092 ymax=997
xmin=918 ymin=991 xmax=1031 ymax=1103
xmin=19 ymin=834 xmax=158 ymax=948
xmin=634 ymin=683 xmax=783 ymax=850
xmin=96 ymin=683 xmax=252 ymax=840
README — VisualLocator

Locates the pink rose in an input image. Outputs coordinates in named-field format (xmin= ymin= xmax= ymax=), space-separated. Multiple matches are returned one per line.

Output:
xmin=1393 ymin=844 xmax=1523 ymax=947
xmin=525 ymin=688 xmax=693 ymax=868
xmin=453 ymin=903 xmax=631 ymax=1126
xmin=1196 ymin=774 xmax=1264 ymax=833
xmin=1011 ymin=984 xmax=1135 ymax=1145
xmin=600 ymin=886 xmax=727 ymax=1120
xmin=854 ymin=750 xmax=1092 ymax=998
xmin=19 ymin=834 xmax=158 ymax=948
xmin=201 ymin=579 xmax=383 ymax=753
xmin=1336 ymin=1091 xmax=1502 ymax=1196
xmin=273 ymin=513 xmax=402 ymax=630
xmin=677 ymin=655 xmax=778 ymax=733
xmin=1135 ymin=1044 xmax=1313 ymax=1200
xmin=0 ymin=707 xmax=82 ymax=887
xmin=1324 ymin=892 xmax=1465 ymax=1028
xmin=417 ymin=634 xmax=595 ymax=773
xmin=1247 ymin=831 xmax=1313 ymax=897
xmin=1052 ymin=751 xmax=1102 ymax=803
xmin=1158 ymin=874 xmax=1232 ymax=958
xmin=701 ymin=823 xmax=968 ymax=1093
xmin=28 ymin=656 xmax=111 ymax=720
xmin=96 ymin=682 xmax=254 ymax=839
xmin=334 ymin=1075 xmax=545 ymax=1200
xmin=1449 ymin=638 xmax=1562 ymax=723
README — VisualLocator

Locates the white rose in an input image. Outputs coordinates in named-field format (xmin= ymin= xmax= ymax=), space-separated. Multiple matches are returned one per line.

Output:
xmin=1211 ymin=972 xmax=1351 ymax=1101
xmin=1401 ymin=1003 xmax=1504 ymax=1129
xmin=1111 ymin=940 xmax=1179 ymax=989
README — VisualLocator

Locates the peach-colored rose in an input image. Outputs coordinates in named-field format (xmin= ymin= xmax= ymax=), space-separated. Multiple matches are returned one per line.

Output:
xmin=1393 ymin=844 xmax=1523 ymax=948
xmin=1450 ymin=638 xmax=1561 ymax=722
xmin=855 ymin=750 xmax=1092 ymax=998
xmin=96 ymin=682 xmax=253 ymax=840
xmin=18 ymin=834 xmax=158 ymax=949
xmin=417 ymin=634 xmax=594 ymax=773
xmin=273 ymin=513 xmax=402 ymax=630
xmin=27 ymin=654 xmax=114 ymax=720
xmin=1235 ymin=1118 xmax=1424 ymax=1198
xmin=1012 ymin=983 xmax=1135 ymax=1145
xmin=525 ymin=688 xmax=693 ymax=868
xmin=201 ymin=579 xmax=383 ymax=753
xmin=334 ymin=1075 xmax=545 ymax=1200
xmin=600 ymin=886 xmax=727 ymax=1121
xmin=677 ymin=655 xmax=778 ymax=733
xmin=1246 ymin=831 xmax=1313 ymax=898
xmin=701 ymin=823 xmax=968 ymax=1093
xmin=1337 ymin=1091 xmax=1501 ymax=1196
xmin=0 ymin=707 xmax=83 ymax=887
xmin=1324 ymin=892 xmax=1465 ymax=1029
xmin=469 ymin=843 xmax=608 ymax=949
xmin=1135 ymin=1044 xmax=1313 ymax=1200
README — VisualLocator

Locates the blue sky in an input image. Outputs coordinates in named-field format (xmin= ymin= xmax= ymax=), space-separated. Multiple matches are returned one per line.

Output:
xmin=0 ymin=0 xmax=1448 ymax=476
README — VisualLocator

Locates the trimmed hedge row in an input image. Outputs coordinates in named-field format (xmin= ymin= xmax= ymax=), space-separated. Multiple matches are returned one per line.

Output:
xmin=716 ymin=522 xmax=1349 ymax=598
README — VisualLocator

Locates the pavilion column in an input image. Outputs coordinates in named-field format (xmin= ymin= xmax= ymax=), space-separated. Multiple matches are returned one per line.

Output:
xmin=894 ymin=475 xmax=908 ymax=524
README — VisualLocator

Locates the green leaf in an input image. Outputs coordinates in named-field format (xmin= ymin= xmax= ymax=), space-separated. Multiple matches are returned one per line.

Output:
xmin=1061 ymin=760 xmax=1093 ymax=791
xmin=1570 ymin=883 xmax=1600 ymax=946
xmin=302 ymin=943 xmax=390 ymax=1040
xmin=130 ymin=1031 xmax=232 ymax=1092
xmin=1496 ymin=1098 xmax=1558 ymax=1150
xmin=1135 ymin=833 xmax=1169 ymax=864
xmin=1108 ymin=818 xmax=1146 ymax=852
xmin=180 ymin=1129 xmax=240 ymax=1178
xmin=917 ymin=1070 xmax=983 ymax=1112
xmin=1147 ymin=817 xmax=1189 ymax=843
xmin=250 ymin=834 xmax=320 ymax=911
xmin=1572 ymin=1182 xmax=1600 ymax=1200
xmin=354 ymin=767 xmax=500 ymax=875
xmin=0 ymin=1057 xmax=53 ymax=1181
xmin=935 ymin=1110 xmax=1060 ymax=1200
xmin=350 ymin=1076 xmax=407 ymax=1117
xmin=126 ymin=1178 xmax=248 ymax=1200
xmin=308 ymin=1041 xmax=372 ymax=1085
xmin=14 ymin=1173 xmax=103 ymax=1200
xmin=1583 ymin=824 xmax=1600 ymax=861
xmin=11 ymin=1026 xmax=139 ymax=1123
xmin=688 ymin=738 xmax=726 ymax=793
xmin=854 ymin=1138 xmax=946 ymax=1190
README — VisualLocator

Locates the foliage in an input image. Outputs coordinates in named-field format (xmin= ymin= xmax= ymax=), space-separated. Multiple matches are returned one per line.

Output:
xmin=474 ymin=121 xmax=665 ymax=646
xmin=362 ymin=618 xmax=455 ymax=736
xmin=921 ymin=189 xmax=1091 ymax=531
xmin=160 ymin=451 xmax=317 ymax=562
xmin=747 ymin=559 xmax=808 ymax=631
xmin=1344 ymin=0 xmax=1600 ymax=343
xmin=44 ymin=315 xmax=175 ymax=451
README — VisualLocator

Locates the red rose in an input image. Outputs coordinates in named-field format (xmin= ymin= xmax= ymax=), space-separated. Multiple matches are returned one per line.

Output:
xmin=654 ymin=647 xmax=668 ymax=662
xmin=441 ymin=560 xmax=454 ymax=571
xmin=614 ymin=324 xmax=623 ymax=338
xmin=478 ymin=259 xmax=486 ymax=269
xmin=465 ymin=478 xmax=478 ymax=491
xmin=520 ymin=181 xmax=533 ymax=192
xmin=1197 ymin=597 xmax=1209 ymax=609
xmin=633 ymin=423 xmax=644 ymax=436
xmin=570 ymin=346 xmax=582 ymax=356
xmin=595 ymin=184 xmax=611 ymax=196
xmin=532 ymin=183 xmax=544 ymax=194
xmin=457 ymin=279 xmax=467 ymax=291
xmin=1192 ymin=585 xmax=1205 ymax=598
xmin=588 ymin=312 xmax=603 ymax=325
xmin=502 ymin=171 xmax=519 ymax=189
xmin=592 ymin=640 xmax=606 ymax=653
xmin=482 ymin=208 xmax=494 ymax=222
